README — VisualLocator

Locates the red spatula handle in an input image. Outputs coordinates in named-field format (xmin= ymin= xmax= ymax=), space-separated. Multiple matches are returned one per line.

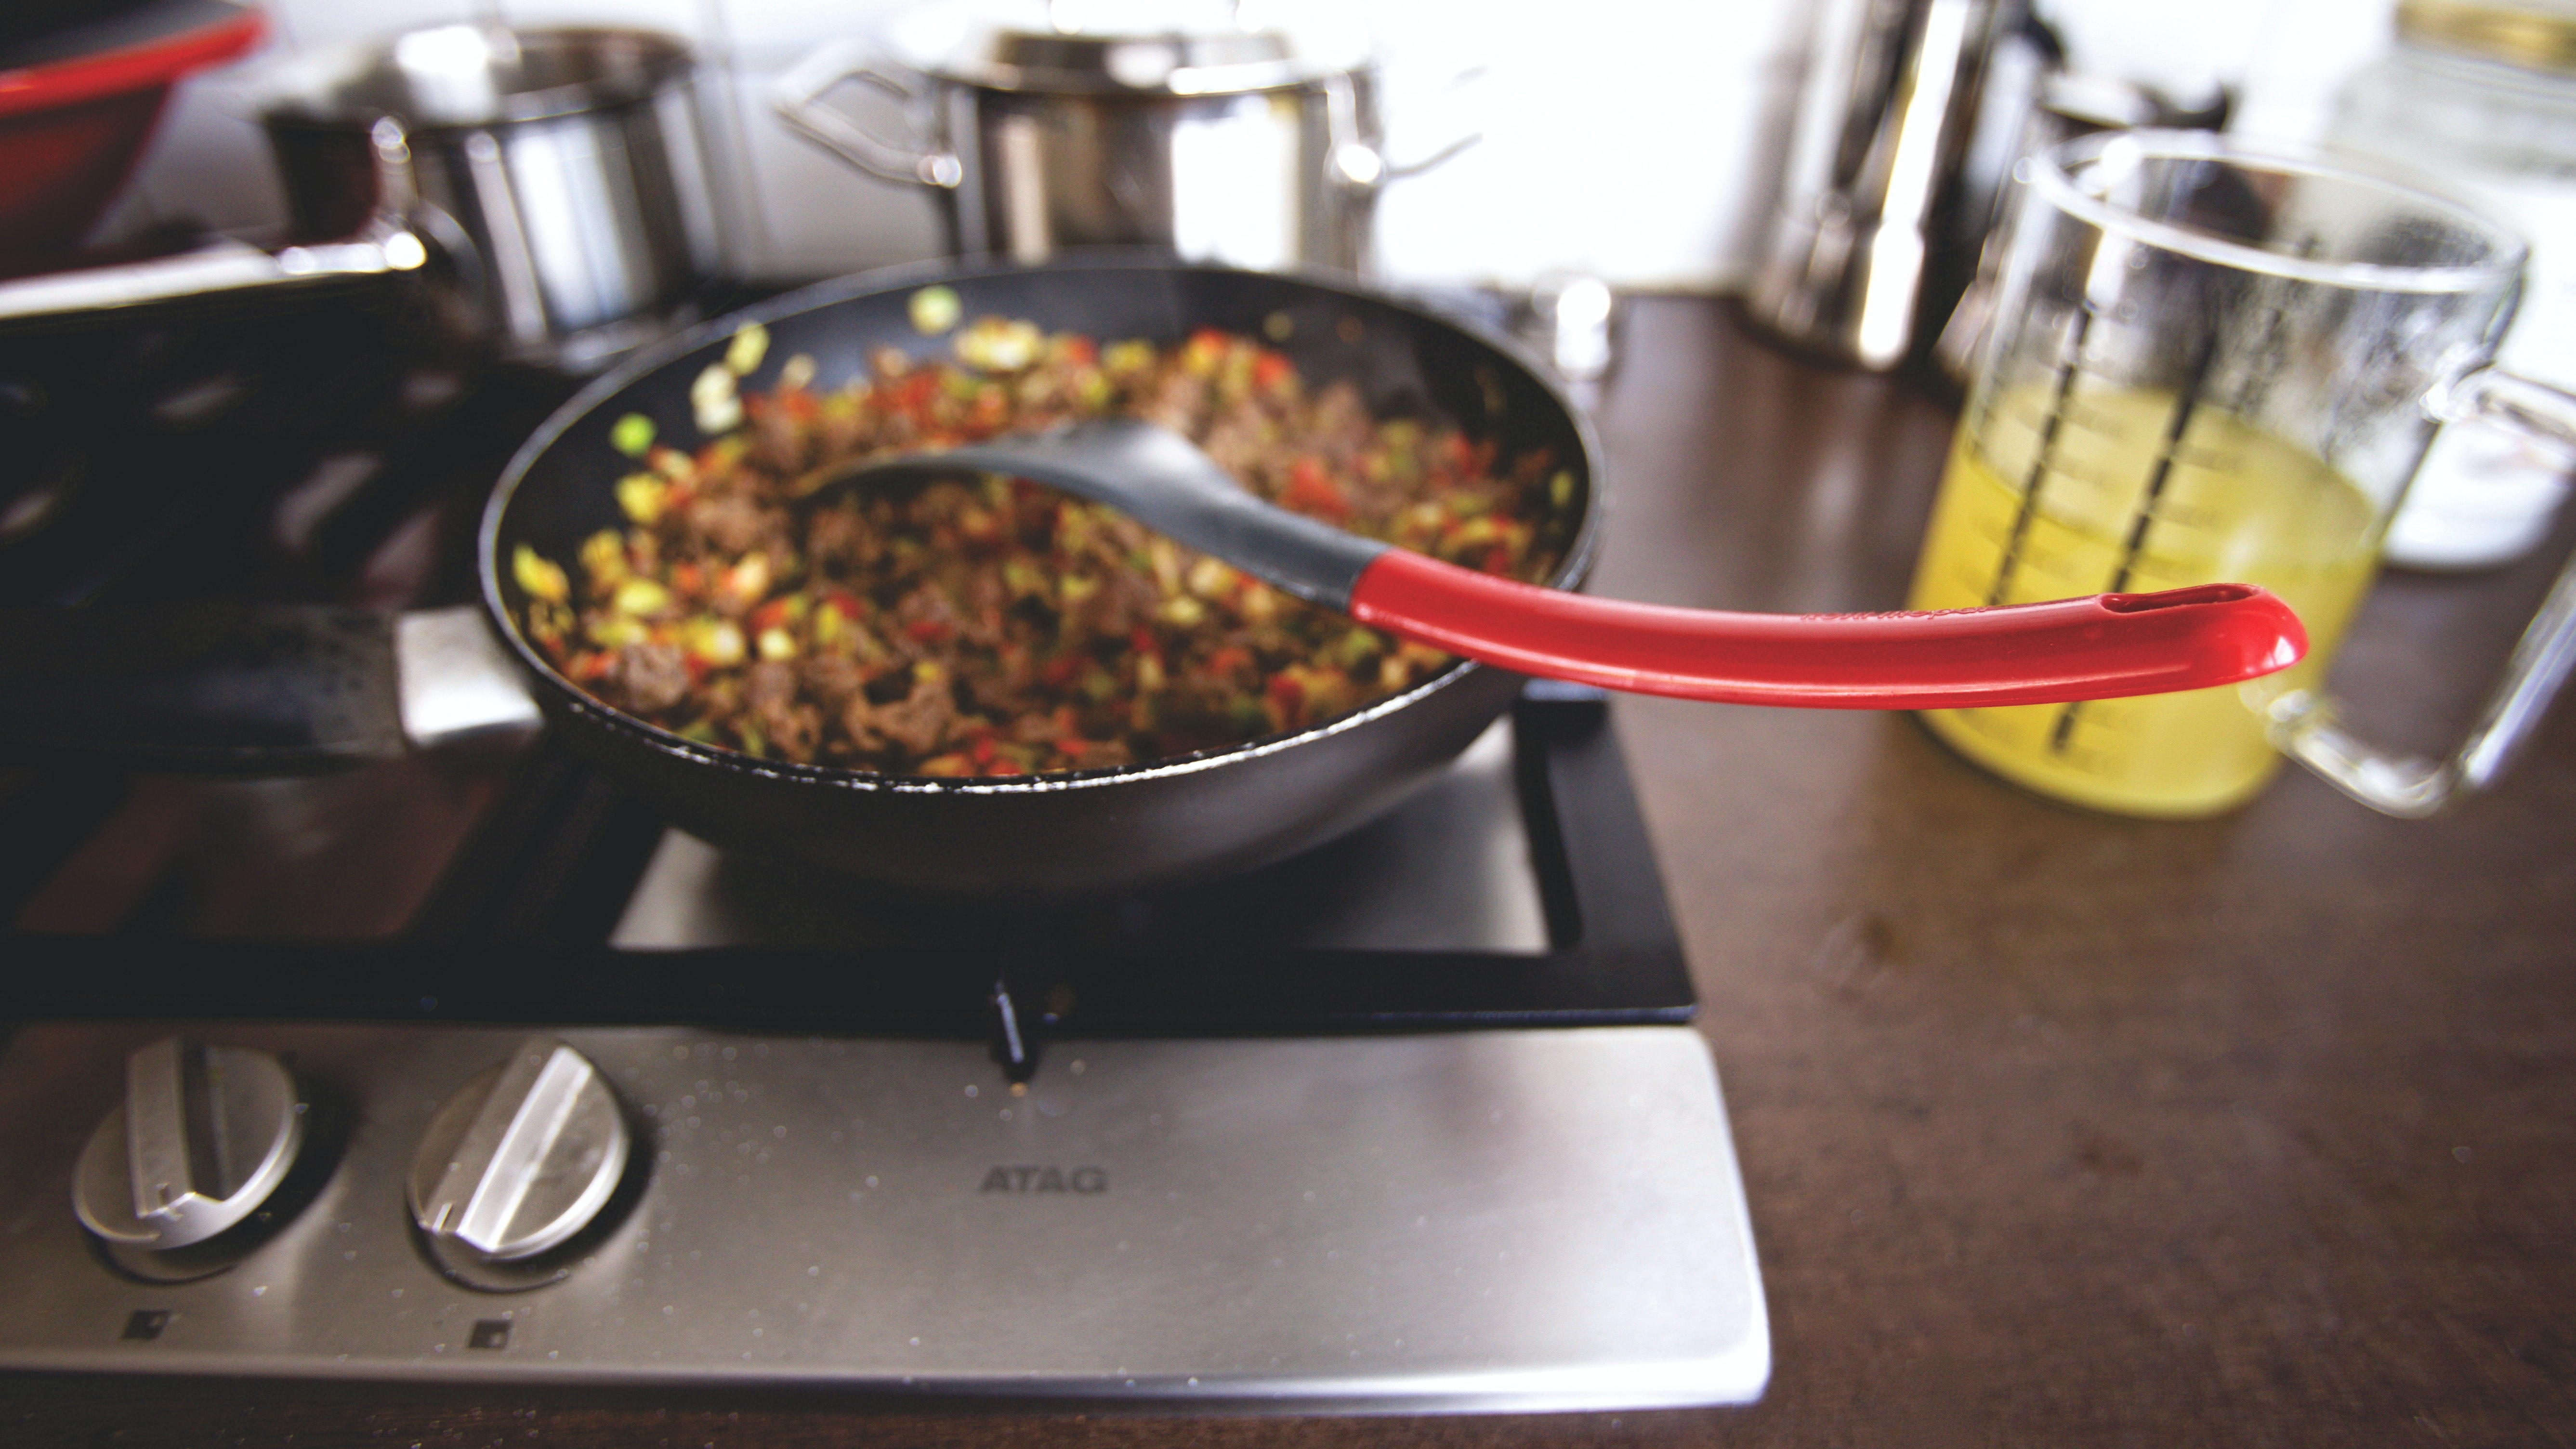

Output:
xmin=1347 ymin=550 xmax=2308 ymax=709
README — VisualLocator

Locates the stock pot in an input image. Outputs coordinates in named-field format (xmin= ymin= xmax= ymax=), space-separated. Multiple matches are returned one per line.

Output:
xmin=0 ymin=24 xmax=719 ymax=373
xmin=772 ymin=0 xmax=1475 ymax=275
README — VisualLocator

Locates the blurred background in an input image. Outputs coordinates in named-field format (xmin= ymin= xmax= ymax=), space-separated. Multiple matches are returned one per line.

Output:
xmin=85 ymin=0 xmax=2394 ymax=291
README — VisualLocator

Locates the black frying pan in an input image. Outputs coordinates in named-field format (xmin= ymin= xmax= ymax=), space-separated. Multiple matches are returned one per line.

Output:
xmin=479 ymin=255 xmax=1607 ymax=896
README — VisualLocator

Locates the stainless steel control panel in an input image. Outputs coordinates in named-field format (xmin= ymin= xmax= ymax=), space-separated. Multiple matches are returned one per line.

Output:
xmin=0 ymin=1021 xmax=1768 ymax=1410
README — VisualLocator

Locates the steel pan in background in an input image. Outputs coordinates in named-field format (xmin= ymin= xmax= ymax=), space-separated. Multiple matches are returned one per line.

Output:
xmin=771 ymin=1 xmax=1478 ymax=276
xmin=0 ymin=24 xmax=721 ymax=375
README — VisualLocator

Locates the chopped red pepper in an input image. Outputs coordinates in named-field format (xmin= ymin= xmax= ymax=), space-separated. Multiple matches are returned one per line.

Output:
xmin=1284 ymin=458 xmax=1349 ymax=520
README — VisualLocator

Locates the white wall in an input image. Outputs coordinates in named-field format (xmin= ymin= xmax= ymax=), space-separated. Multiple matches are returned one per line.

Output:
xmin=97 ymin=0 xmax=2390 ymax=292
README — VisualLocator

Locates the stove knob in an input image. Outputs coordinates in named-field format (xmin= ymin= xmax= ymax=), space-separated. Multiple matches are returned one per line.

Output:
xmin=73 ymin=1037 xmax=307 ymax=1250
xmin=409 ymin=1039 xmax=629 ymax=1263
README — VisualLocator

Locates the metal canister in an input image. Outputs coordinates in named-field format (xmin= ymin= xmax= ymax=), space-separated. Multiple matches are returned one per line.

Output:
xmin=1745 ymin=0 xmax=2003 ymax=370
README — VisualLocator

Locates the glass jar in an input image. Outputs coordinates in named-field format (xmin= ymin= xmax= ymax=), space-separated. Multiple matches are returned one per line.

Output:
xmin=2331 ymin=0 xmax=2576 ymax=568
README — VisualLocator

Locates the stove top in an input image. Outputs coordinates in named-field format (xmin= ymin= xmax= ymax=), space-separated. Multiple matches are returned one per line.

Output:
xmin=0 ymin=291 xmax=1767 ymax=1410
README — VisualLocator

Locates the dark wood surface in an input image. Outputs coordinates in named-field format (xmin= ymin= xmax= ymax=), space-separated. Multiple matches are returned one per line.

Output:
xmin=11 ymin=296 xmax=2575 ymax=1447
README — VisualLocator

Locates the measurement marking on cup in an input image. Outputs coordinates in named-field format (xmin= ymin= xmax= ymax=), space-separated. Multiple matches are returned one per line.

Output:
xmin=1986 ymin=306 xmax=2098 ymax=607
xmin=2050 ymin=329 xmax=2224 ymax=755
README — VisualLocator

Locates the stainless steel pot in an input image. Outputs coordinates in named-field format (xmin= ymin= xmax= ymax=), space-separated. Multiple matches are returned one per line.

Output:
xmin=771 ymin=2 xmax=1474 ymax=275
xmin=0 ymin=25 xmax=720 ymax=373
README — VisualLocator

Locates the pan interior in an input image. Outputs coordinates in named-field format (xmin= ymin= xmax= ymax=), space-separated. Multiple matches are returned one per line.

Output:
xmin=484 ymin=259 xmax=1602 ymax=789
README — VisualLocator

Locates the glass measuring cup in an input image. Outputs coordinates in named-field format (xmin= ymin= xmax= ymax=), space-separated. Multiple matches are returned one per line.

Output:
xmin=1907 ymin=130 xmax=2576 ymax=818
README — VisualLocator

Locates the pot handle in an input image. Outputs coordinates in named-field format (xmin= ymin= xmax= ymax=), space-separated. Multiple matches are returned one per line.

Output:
xmin=0 ymin=119 xmax=447 ymax=330
xmin=771 ymin=38 xmax=963 ymax=189
xmin=1377 ymin=63 xmax=1490 ymax=182
xmin=0 ymin=604 xmax=539 ymax=774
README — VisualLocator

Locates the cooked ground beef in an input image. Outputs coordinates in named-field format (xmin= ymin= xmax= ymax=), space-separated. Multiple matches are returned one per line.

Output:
xmin=516 ymin=307 xmax=1575 ymax=777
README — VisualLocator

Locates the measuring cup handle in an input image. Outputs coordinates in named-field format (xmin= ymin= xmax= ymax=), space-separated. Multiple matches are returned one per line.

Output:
xmin=2271 ymin=364 xmax=2576 ymax=816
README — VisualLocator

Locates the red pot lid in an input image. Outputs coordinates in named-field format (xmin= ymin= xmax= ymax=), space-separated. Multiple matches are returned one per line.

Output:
xmin=0 ymin=0 xmax=267 ymax=121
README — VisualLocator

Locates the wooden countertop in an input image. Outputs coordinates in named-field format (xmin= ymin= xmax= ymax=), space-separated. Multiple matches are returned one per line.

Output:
xmin=11 ymin=296 xmax=2575 ymax=1447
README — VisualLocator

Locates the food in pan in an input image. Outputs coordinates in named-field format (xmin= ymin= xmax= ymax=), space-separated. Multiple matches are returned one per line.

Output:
xmin=514 ymin=303 xmax=1575 ymax=777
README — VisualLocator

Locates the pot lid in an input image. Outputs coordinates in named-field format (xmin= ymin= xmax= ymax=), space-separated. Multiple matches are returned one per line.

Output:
xmin=883 ymin=0 xmax=1371 ymax=94
xmin=260 ymin=24 xmax=693 ymax=130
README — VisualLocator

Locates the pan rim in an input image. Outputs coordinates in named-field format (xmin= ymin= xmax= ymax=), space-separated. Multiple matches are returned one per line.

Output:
xmin=478 ymin=251 xmax=1606 ymax=796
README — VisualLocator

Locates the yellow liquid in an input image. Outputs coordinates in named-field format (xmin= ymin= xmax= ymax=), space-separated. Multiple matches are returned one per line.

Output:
xmin=1907 ymin=386 xmax=2381 ymax=817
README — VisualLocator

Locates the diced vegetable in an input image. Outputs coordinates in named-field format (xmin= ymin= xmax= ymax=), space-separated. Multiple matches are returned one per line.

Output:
xmin=691 ymin=363 xmax=740 ymax=434
xmin=909 ymin=285 xmax=962 ymax=335
xmin=725 ymin=322 xmax=770 ymax=376
xmin=610 ymin=413 xmax=656 ymax=457
xmin=513 ymin=544 xmax=569 ymax=603
xmin=617 ymin=472 xmax=670 ymax=524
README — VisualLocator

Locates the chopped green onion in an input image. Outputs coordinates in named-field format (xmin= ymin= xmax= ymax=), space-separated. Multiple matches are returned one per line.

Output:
xmin=610 ymin=413 xmax=656 ymax=457
xmin=725 ymin=322 xmax=770 ymax=376
xmin=512 ymin=544 xmax=569 ymax=604
xmin=909 ymin=285 xmax=962 ymax=336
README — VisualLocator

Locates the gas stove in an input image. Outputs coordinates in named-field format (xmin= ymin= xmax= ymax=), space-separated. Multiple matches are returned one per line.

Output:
xmin=0 ymin=294 xmax=1766 ymax=1411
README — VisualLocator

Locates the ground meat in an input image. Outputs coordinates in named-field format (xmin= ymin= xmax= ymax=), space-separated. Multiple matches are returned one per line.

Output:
xmin=1307 ymin=381 xmax=1375 ymax=465
xmin=1069 ymin=569 xmax=1159 ymax=644
xmin=806 ymin=504 xmax=876 ymax=574
xmin=740 ymin=659 xmax=822 ymax=762
xmin=607 ymin=641 xmax=690 ymax=714
xmin=682 ymin=494 xmax=785 ymax=559
xmin=865 ymin=674 xmax=962 ymax=757
xmin=894 ymin=583 xmax=960 ymax=644
xmin=752 ymin=400 xmax=810 ymax=475
xmin=798 ymin=653 xmax=868 ymax=715
xmin=1136 ymin=370 xmax=1207 ymax=434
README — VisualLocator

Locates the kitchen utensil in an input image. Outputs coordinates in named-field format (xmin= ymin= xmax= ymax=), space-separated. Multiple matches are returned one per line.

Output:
xmin=842 ymin=417 xmax=2303 ymax=709
xmin=1908 ymin=130 xmax=2576 ymax=819
xmin=0 ymin=0 xmax=266 ymax=262
xmin=0 ymin=24 xmax=718 ymax=373
xmin=0 ymin=256 xmax=2279 ymax=895
xmin=770 ymin=0 xmax=1473 ymax=274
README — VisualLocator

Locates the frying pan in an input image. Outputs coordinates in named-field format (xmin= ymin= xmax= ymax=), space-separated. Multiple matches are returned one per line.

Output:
xmin=0 ymin=255 xmax=2299 ymax=896
xmin=482 ymin=254 xmax=1610 ymax=894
